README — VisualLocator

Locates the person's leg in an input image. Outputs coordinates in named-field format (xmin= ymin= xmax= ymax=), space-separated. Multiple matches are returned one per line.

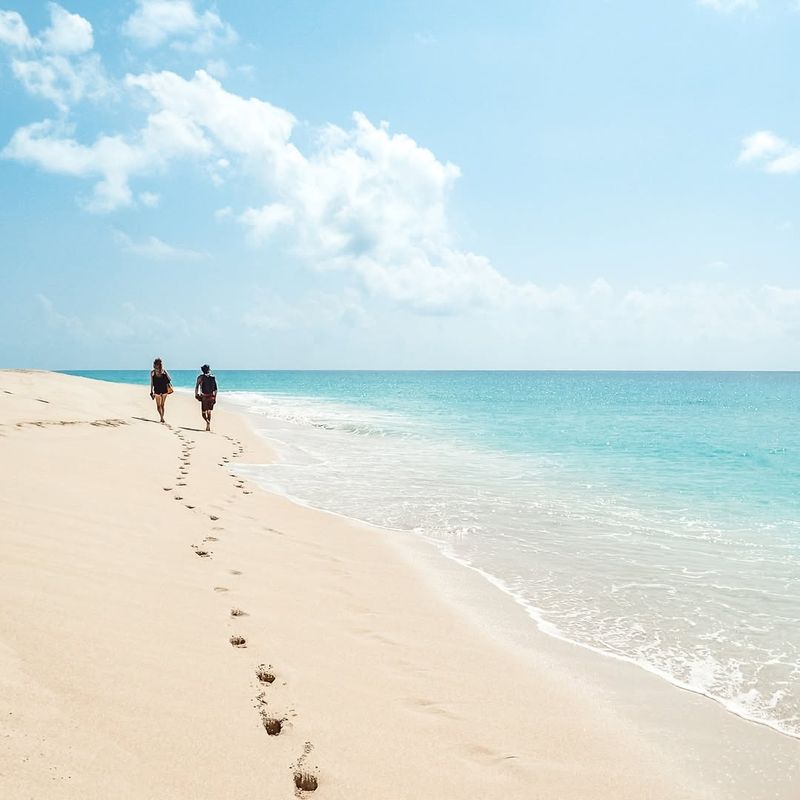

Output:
xmin=156 ymin=395 xmax=165 ymax=422
xmin=161 ymin=394 xmax=167 ymax=422
xmin=206 ymin=409 xmax=212 ymax=432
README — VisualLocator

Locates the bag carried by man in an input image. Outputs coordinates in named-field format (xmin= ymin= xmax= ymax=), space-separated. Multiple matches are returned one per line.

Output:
xmin=201 ymin=373 xmax=217 ymax=394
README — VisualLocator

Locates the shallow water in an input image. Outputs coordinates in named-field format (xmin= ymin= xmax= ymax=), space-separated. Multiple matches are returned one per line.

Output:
xmin=73 ymin=370 xmax=800 ymax=737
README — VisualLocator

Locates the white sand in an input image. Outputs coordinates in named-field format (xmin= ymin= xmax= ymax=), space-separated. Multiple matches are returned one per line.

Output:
xmin=0 ymin=371 xmax=797 ymax=799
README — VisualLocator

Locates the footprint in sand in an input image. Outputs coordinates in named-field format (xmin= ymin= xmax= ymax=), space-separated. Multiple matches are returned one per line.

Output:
xmin=204 ymin=535 xmax=219 ymax=542
xmin=163 ymin=487 xmax=172 ymax=491
xmin=230 ymin=607 xmax=247 ymax=617
xmin=185 ymin=504 xmax=195 ymax=509
xmin=294 ymin=772 xmax=318 ymax=792
xmin=292 ymin=742 xmax=319 ymax=793
xmin=255 ymin=665 xmax=276 ymax=684
xmin=229 ymin=635 xmax=247 ymax=648
xmin=174 ymin=495 xmax=184 ymax=500
xmin=192 ymin=546 xmax=212 ymax=557
xmin=214 ymin=586 xmax=229 ymax=592
xmin=210 ymin=515 xmax=219 ymax=521
xmin=260 ymin=713 xmax=285 ymax=736
xmin=229 ymin=569 xmax=242 ymax=576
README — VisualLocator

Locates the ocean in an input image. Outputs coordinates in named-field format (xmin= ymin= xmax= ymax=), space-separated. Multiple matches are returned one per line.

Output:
xmin=70 ymin=370 xmax=800 ymax=737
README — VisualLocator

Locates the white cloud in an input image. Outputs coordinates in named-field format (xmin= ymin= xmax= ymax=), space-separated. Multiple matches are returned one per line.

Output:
xmin=3 ymin=108 xmax=211 ymax=210
xmin=41 ymin=3 xmax=93 ymax=54
xmin=0 ymin=5 xmax=109 ymax=110
xmin=11 ymin=52 xmax=110 ymax=111
xmin=0 ymin=10 xmax=36 ymax=49
xmin=114 ymin=229 xmax=207 ymax=260
xmin=2 ymin=67 xmax=567 ymax=310
xmin=698 ymin=0 xmax=758 ymax=11
xmin=239 ymin=203 xmax=294 ymax=244
xmin=739 ymin=130 xmax=786 ymax=162
xmin=9 ymin=56 xmax=800 ymax=322
xmin=122 ymin=0 xmax=237 ymax=52
xmin=738 ymin=129 xmax=800 ymax=174
xmin=138 ymin=190 xmax=160 ymax=207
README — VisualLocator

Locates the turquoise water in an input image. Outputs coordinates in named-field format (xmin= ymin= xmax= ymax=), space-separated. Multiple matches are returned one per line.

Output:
xmin=70 ymin=371 xmax=800 ymax=736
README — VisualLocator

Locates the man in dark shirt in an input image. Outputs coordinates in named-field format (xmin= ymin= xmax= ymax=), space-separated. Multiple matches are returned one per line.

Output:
xmin=194 ymin=364 xmax=217 ymax=432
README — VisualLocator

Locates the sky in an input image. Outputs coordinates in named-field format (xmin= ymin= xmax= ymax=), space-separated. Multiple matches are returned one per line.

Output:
xmin=1 ymin=0 xmax=799 ymax=369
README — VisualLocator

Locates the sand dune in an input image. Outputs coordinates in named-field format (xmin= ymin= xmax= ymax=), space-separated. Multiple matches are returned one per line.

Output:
xmin=0 ymin=371 xmax=796 ymax=799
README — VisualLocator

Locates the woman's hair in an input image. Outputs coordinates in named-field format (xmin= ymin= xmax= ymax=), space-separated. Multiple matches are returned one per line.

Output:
xmin=153 ymin=357 xmax=163 ymax=369
xmin=201 ymin=364 xmax=210 ymax=374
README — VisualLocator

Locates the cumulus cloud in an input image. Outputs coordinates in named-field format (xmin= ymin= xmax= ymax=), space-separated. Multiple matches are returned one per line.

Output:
xmin=3 ymin=5 xmax=796 ymax=322
xmin=238 ymin=203 xmax=294 ymax=244
xmin=738 ymin=129 xmax=800 ymax=174
xmin=0 ymin=10 xmax=35 ymax=49
xmin=0 ymin=4 xmax=110 ymax=110
xmin=11 ymin=52 xmax=109 ymax=110
xmin=40 ymin=2 xmax=93 ymax=54
xmin=3 ymin=108 xmax=210 ymax=210
xmin=0 ymin=67 xmax=601 ymax=311
xmin=118 ymin=69 xmax=505 ymax=310
xmin=122 ymin=0 xmax=237 ymax=52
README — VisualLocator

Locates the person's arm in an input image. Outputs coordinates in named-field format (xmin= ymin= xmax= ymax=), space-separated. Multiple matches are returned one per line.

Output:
xmin=150 ymin=370 xmax=155 ymax=399
xmin=195 ymin=375 xmax=202 ymax=399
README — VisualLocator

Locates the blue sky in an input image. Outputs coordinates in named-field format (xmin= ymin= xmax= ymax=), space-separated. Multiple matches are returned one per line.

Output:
xmin=1 ymin=0 xmax=799 ymax=369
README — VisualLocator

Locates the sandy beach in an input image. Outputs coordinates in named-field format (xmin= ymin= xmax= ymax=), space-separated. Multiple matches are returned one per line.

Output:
xmin=1 ymin=370 xmax=797 ymax=800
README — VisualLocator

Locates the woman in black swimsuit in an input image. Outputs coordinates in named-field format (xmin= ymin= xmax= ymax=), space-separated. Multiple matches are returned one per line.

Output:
xmin=149 ymin=357 xmax=172 ymax=423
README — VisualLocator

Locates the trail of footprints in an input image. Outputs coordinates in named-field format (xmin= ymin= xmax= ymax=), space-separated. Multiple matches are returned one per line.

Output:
xmin=160 ymin=425 xmax=319 ymax=794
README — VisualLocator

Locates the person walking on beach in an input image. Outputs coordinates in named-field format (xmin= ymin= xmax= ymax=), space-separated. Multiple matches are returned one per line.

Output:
xmin=149 ymin=357 xmax=172 ymax=423
xmin=195 ymin=364 xmax=217 ymax=432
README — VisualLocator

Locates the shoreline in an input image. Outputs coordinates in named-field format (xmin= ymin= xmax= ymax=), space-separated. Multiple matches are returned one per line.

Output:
xmin=230 ymin=396 xmax=800 ymax=745
xmin=1 ymin=370 xmax=798 ymax=798
xmin=234 ymin=433 xmax=800 ymax=797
